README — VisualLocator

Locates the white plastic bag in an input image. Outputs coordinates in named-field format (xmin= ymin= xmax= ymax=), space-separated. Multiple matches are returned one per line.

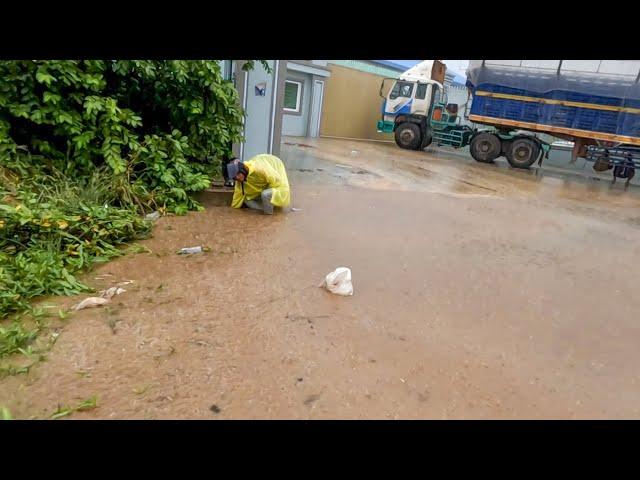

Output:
xmin=319 ymin=267 xmax=353 ymax=296
xmin=73 ymin=297 xmax=110 ymax=311
xmin=145 ymin=211 xmax=160 ymax=221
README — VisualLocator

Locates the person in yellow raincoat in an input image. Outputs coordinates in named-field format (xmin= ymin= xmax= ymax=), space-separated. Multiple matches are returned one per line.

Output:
xmin=226 ymin=154 xmax=291 ymax=215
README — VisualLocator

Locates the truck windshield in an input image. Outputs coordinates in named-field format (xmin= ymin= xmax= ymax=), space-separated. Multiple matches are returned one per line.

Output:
xmin=390 ymin=81 xmax=414 ymax=100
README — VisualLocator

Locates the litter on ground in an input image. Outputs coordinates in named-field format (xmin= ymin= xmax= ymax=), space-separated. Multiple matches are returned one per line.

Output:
xmin=73 ymin=297 xmax=110 ymax=311
xmin=178 ymin=246 xmax=204 ymax=254
xmin=319 ymin=267 xmax=354 ymax=296
xmin=99 ymin=287 xmax=127 ymax=300
xmin=73 ymin=285 xmax=127 ymax=311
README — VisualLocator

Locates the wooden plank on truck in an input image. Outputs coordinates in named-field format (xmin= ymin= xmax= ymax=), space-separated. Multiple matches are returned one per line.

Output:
xmin=431 ymin=61 xmax=446 ymax=84
xmin=468 ymin=114 xmax=640 ymax=146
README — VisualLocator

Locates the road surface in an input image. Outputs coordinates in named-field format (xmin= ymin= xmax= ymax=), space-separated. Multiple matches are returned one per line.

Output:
xmin=2 ymin=137 xmax=640 ymax=419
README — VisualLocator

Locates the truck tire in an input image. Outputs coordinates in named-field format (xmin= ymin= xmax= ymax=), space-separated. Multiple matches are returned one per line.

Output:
xmin=506 ymin=138 xmax=540 ymax=169
xmin=395 ymin=122 xmax=422 ymax=150
xmin=470 ymin=132 xmax=501 ymax=163
xmin=421 ymin=128 xmax=433 ymax=149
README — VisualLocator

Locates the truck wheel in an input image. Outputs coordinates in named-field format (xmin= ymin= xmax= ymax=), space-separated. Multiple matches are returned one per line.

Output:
xmin=506 ymin=138 xmax=540 ymax=169
xmin=421 ymin=129 xmax=433 ymax=149
xmin=470 ymin=132 xmax=501 ymax=163
xmin=395 ymin=123 xmax=422 ymax=150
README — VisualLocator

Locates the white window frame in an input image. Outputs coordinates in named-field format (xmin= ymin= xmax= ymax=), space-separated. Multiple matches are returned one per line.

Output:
xmin=283 ymin=80 xmax=303 ymax=113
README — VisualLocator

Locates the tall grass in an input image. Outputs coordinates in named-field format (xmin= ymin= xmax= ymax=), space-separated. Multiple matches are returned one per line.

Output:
xmin=0 ymin=165 xmax=154 ymax=361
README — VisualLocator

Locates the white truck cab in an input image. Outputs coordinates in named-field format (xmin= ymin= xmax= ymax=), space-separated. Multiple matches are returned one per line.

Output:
xmin=377 ymin=60 xmax=473 ymax=150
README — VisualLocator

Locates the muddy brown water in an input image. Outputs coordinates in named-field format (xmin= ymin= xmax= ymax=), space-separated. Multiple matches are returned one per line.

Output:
xmin=2 ymin=137 xmax=640 ymax=419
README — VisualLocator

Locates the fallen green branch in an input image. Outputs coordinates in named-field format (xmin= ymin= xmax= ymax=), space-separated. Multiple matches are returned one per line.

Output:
xmin=50 ymin=396 xmax=98 ymax=419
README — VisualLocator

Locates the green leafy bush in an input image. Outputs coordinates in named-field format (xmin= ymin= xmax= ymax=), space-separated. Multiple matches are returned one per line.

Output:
xmin=0 ymin=60 xmax=266 ymax=213
xmin=0 ymin=60 xmax=268 ymax=361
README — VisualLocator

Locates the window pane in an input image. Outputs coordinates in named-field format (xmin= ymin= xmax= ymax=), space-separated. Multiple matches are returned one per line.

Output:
xmin=389 ymin=83 xmax=401 ymax=100
xmin=389 ymin=81 xmax=413 ymax=100
xmin=433 ymin=87 xmax=441 ymax=105
xmin=284 ymin=81 xmax=299 ymax=110
xmin=416 ymin=84 xmax=427 ymax=100
xmin=223 ymin=60 xmax=233 ymax=81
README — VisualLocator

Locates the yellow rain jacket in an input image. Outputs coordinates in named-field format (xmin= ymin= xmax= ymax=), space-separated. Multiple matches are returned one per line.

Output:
xmin=231 ymin=154 xmax=291 ymax=209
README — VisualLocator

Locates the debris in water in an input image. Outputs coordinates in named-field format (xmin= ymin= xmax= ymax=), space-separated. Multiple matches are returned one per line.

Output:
xmin=178 ymin=246 xmax=210 ymax=254
xmin=292 ymin=207 xmax=302 ymax=212
xmin=73 ymin=297 xmax=110 ymax=311
xmin=99 ymin=287 xmax=127 ymax=300
xmin=319 ymin=267 xmax=353 ymax=296
xmin=210 ymin=404 xmax=221 ymax=414
xmin=94 ymin=273 xmax=114 ymax=280
xmin=73 ymin=284 xmax=127 ymax=311
xmin=304 ymin=394 xmax=321 ymax=406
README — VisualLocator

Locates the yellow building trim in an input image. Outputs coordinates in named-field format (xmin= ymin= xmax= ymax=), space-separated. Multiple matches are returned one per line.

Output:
xmin=475 ymin=90 xmax=640 ymax=115
xmin=468 ymin=114 xmax=640 ymax=145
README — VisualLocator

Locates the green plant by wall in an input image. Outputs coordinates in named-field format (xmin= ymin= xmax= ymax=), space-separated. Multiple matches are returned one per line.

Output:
xmin=0 ymin=60 xmax=268 ymax=213
xmin=0 ymin=60 xmax=270 ymax=360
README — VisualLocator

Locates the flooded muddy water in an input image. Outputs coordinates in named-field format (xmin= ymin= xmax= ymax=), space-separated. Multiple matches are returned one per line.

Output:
xmin=2 ymin=137 xmax=640 ymax=419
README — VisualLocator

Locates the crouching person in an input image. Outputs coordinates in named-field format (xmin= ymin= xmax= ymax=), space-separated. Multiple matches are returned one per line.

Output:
xmin=227 ymin=154 xmax=291 ymax=214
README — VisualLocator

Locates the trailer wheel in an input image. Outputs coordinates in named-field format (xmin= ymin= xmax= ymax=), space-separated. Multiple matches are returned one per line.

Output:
xmin=395 ymin=122 xmax=422 ymax=150
xmin=470 ymin=132 xmax=501 ymax=163
xmin=506 ymin=138 xmax=540 ymax=169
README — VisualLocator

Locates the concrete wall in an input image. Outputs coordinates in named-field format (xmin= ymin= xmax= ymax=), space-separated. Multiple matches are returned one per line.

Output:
xmin=282 ymin=61 xmax=331 ymax=138
xmin=282 ymin=71 xmax=312 ymax=137
xmin=320 ymin=64 xmax=394 ymax=142
xmin=233 ymin=60 xmax=285 ymax=161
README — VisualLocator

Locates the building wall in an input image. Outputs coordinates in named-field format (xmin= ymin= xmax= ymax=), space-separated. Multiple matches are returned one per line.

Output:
xmin=232 ymin=60 xmax=285 ymax=161
xmin=282 ymin=71 xmax=312 ymax=137
xmin=281 ymin=61 xmax=331 ymax=138
xmin=328 ymin=60 xmax=404 ymax=79
xmin=320 ymin=64 xmax=394 ymax=142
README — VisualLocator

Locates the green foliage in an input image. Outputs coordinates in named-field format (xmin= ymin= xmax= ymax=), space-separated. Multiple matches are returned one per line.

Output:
xmin=0 ymin=60 xmax=258 ymax=213
xmin=0 ymin=173 xmax=152 ymax=319
xmin=0 ymin=320 xmax=38 ymax=357
xmin=0 ymin=60 xmax=268 ymax=356
xmin=50 ymin=396 xmax=98 ymax=419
